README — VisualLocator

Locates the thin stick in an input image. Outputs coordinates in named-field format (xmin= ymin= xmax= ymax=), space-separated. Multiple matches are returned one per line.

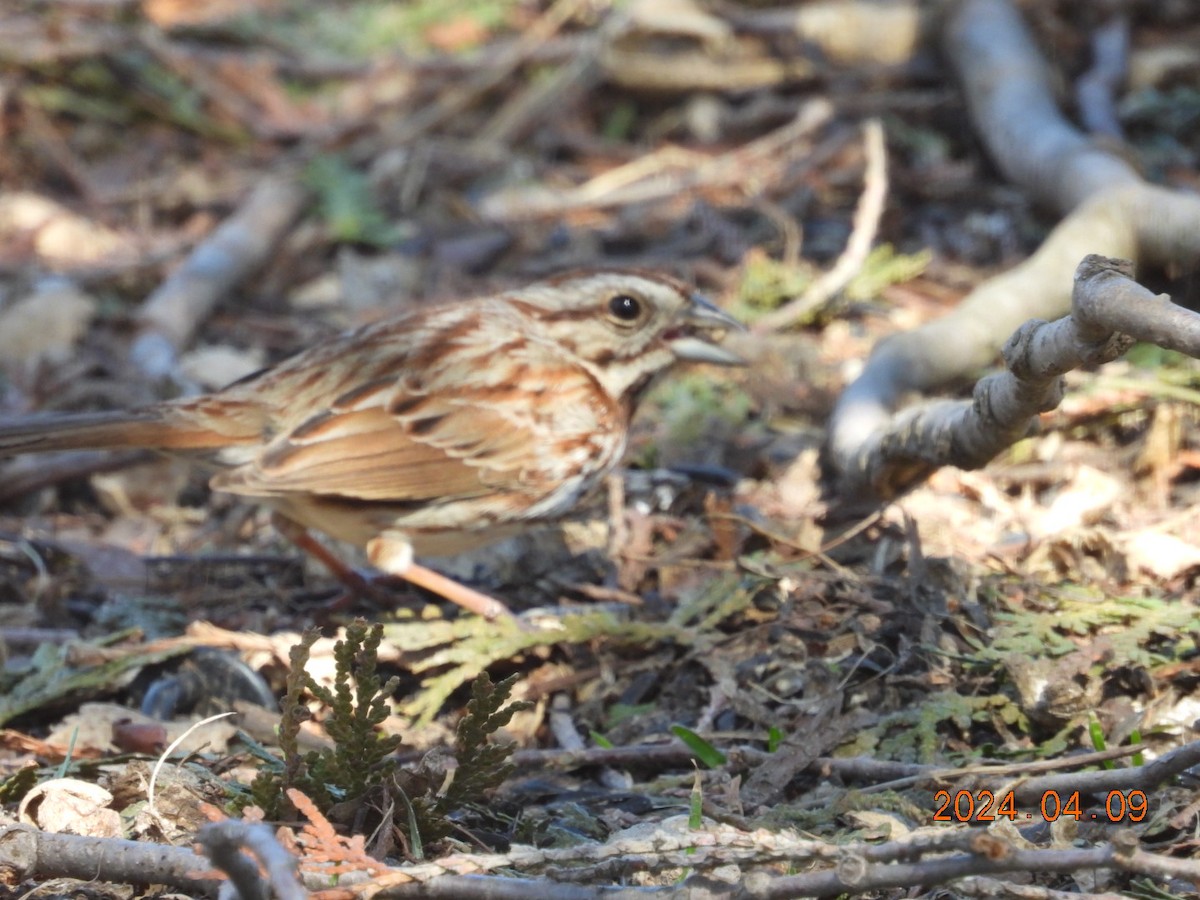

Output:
xmin=130 ymin=174 xmax=308 ymax=381
xmin=754 ymin=118 xmax=888 ymax=331
xmin=392 ymin=0 xmax=588 ymax=143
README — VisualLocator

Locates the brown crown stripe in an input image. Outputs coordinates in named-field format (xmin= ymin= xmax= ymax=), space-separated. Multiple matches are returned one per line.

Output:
xmin=536 ymin=267 xmax=689 ymax=292
xmin=506 ymin=298 xmax=610 ymax=324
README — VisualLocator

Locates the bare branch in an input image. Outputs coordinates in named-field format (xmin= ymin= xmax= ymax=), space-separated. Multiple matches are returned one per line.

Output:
xmin=130 ymin=174 xmax=308 ymax=382
xmin=198 ymin=820 xmax=306 ymax=900
xmin=827 ymin=0 xmax=1200 ymax=501
xmin=0 ymin=824 xmax=218 ymax=895
xmin=1076 ymin=16 xmax=1130 ymax=140
xmin=834 ymin=255 xmax=1200 ymax=499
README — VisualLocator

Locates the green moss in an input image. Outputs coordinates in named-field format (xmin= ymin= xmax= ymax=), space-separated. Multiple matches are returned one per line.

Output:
xmin=303 ymin=154 xmax=405 ymax=246
xmin=840 ymin=692 xmax=1027 ymax=763
xmin=973 ymin=587 xmax=1198 ymax=669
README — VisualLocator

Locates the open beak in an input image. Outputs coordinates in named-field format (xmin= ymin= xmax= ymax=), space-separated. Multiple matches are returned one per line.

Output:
xmin=666 ymin=294 xmax=747 ymax=366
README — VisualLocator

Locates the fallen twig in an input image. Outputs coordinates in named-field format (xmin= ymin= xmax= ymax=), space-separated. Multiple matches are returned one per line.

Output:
xmin=754 ymin=117 xmax=888 ymax=331
xmin=476 ymin=36 xmax=602 ymax=146
xmin=758 ymin=832 xmax=1186 ymax=898
xmin=834 ymin=255 xmax=1200 ymax=498
xmin=390 ymin=0 xmax=589 ymax=144
xmin=478 ymin=100 xmax=833 ymax=221
xmin=826 ymin=0 xmax=1200 ymax=501
xmin=0 ymin=824 xmax=218 ymax=895
xmin=1002 ymin=736 xmax=1200 ymax=807
xmin=820 ymin=742 xmax=1145 ymax=796
xmin=130 ymin=173 xmax=309 ymax=382
xmin=198 ymin=820 xmax=306 ymax=900
xmin=1076 ymin=16 xmax=1130 ymax=140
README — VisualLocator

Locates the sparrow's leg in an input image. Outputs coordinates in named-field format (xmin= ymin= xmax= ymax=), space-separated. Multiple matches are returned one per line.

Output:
xmin=271 ymin=515 xmax=513 ymax=620
xmin=270 ymin=514 xmax=387 ymax=605
xmin=367 ymin=533 xmax=513 ymax=621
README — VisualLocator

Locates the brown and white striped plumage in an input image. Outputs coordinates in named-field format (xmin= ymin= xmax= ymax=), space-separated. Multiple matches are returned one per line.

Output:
xmin=0 ymin=271 xmax=742 ymax=616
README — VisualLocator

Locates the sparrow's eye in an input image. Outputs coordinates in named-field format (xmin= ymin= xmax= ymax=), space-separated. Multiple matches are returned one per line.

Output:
xmin=608 ymin=294 xmax=642 ymax=321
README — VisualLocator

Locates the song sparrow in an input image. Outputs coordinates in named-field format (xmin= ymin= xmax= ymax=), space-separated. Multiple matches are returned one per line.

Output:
xmin=0 ymin=271 xmax=743 ymax=618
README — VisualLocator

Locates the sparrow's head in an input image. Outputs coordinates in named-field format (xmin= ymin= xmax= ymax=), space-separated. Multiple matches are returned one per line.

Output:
xmin=508 ymin=270 xmax=745 ymax=401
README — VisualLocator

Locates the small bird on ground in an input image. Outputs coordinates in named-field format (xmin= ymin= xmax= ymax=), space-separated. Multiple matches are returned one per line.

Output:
xmin=0 ymin=271 xmax=744 ymax=618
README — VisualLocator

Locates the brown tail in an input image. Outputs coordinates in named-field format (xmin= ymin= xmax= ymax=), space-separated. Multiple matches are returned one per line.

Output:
xmin=0 ymin=408 xmax=247 ymax=456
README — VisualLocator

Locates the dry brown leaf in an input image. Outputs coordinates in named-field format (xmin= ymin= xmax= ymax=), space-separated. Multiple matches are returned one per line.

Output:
xmin=0 ymin=282 xmax=96 ymax=371
xmin=1031 ymin=465 xmax=1121 ymax=538
xmin=425 ymin=15 xmax=492 ymax=53
xmin=0 ymin=193 xmax=127 ymax=263
xmin=90 ymin=458 xmax=193 ymax=516
xmin=118 ymin=759 xmax=216 ymax=839
xmin=18 ymin=778 xmax=122 ymax=837
xmin=1123 ymin=530 xmax=1200 ymax=581
xmin=142 ymin=0 xmax=279 ymax=28
xmin=47 ymin=704 xmax=225 ymax=756
xmin=0 ymin=731 xmax=99 ymax=760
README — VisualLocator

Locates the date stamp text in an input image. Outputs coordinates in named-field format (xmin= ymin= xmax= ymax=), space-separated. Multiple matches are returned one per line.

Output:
xmin=933 ymin=789 xmax=1148 ymax=823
